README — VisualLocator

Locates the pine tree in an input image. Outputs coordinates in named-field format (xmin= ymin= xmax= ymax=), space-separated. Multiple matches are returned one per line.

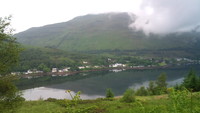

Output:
xmin=183 ymin=69 xmax=200 ymax=92
xmin=106 ymin=88 xmax=114 ymax=98
xmin=155 ymin=72 xmax=167 ymax=94
xmin=147 ymin=81 xmax=156 ymax=95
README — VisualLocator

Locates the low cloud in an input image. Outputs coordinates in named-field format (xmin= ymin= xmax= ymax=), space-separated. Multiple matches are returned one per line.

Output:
xmin=129 ymin=0 xmax=200 ymax=34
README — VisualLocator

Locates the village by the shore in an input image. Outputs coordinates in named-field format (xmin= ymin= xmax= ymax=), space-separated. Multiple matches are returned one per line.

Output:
xmin=11 ymin=57 xmax=200 ymax=78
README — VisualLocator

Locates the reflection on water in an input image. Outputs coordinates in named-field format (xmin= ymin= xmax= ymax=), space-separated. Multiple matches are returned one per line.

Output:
xmin=128 ymin=77 xmax=184 ymax=90
xmin=21 ymin=65 xmax=200 ymax=100
xmin=22 ymin=87 xmax=103 ymax=100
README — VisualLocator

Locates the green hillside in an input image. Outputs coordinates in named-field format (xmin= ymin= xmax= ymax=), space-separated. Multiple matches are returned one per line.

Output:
xmin=15 ymin=91 xmax=200 ymax=113
xmin=15 ymin=12 xmax=200 ymax=52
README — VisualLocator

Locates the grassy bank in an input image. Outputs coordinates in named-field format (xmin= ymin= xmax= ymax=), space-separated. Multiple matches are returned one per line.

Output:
xmin=16 ymin=93 xmax=200 ymax=113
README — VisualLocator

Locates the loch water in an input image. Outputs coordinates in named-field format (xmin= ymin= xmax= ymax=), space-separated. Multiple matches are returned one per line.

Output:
xmin=19 ymin=65 xmax=200 ymax=100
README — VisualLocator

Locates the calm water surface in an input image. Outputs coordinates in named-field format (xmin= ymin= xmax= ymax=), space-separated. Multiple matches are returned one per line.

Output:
xmin=20 ymin=66 xmax=200 ymax=100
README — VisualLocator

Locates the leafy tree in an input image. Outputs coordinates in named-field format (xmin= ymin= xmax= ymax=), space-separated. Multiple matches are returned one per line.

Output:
xmin=136 ymin=86 xmax=148 ymax=96
xmin=0 ymin=76 xmax=25 ymax=112
xmin=38 ymin=63 xmax=50 ymax=72
xmin=0 ymin=16 xmax=22 ymax=75
xmin=147 ymin=81 xmax=156 ymax=95
xmin=106 ymin=88 xmax=114 ymax=98
xmin=0 ymin=16 xmax=24 ymax=112
xmin=155 ymin=72 xmax=168 ymax=94
xmin=167 ymin=88 xmax=192 ymax=113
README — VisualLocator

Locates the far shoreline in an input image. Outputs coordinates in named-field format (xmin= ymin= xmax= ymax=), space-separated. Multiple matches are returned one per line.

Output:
xmin=19 ymin=64 xmax=193 ymax=78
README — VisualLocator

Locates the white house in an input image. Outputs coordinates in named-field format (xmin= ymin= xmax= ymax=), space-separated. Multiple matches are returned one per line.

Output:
xmin=107 ymin=58 xmax=112 ymax=61
xmin=36 ymin=71 xmax=43 ymax=73
xmin=78 ymin=66 xmax=85 ymax=69
xmin=63 ymin=67 xmax=70 ymax=72
xmin=83 ymin=61 xmax=88 ymax=64
xmin=27 ymin=70 xmax=33 ymax=74
xmin=58 ymin=70 xmax=63 ymax=72
xmin=11 ymin=72 xmax=21 ymax=75
xmin=52 ymin=68 xmax=57 ymax=73
xmin=85 ymin=66 xmax=90 ymax=68
xmin=109 ymin=63 xmax=126 ymax=67
xmin=94 ymin=66 xmax=100 ymax=68
xmin=110 ymin=69 xmax=123 ymax=72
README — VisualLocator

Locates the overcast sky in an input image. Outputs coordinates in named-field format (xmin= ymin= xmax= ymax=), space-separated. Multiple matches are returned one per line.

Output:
xmin=0 ymin=0 xmax=200 ymax=34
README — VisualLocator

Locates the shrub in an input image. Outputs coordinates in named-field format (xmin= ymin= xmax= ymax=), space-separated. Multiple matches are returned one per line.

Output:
xmin=65 ymin=105 xmax=99 ymax=113
xmin=121 ymin=89 xmax=135 ymax=103
xmin=45 ymin=98 xmax=58 ymax=102
xmin=167 ymin=88 xmax=193 ymax=113
xmin=136 ymin=86 xmax=148 ymax=96
xmin=0 ymin=75 xmax=25 ymax=113
xmin=106 ymin=88 xmax=114 ymax=98
xmin=147 ymin=81 xmax=156 ymax=95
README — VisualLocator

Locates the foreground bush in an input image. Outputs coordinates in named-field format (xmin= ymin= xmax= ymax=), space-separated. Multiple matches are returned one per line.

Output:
xmin=0 ymin=75 xmax=25 ymax=113
xmin=121 ymin=89 xmax=135 ymax=103
xmin=106 ymin=88 xmax=114 ymax=98
xmin=136 ymin=86 xmax=148 ymax=96
xmin=167 ymin=88 xmax=200 ymax=113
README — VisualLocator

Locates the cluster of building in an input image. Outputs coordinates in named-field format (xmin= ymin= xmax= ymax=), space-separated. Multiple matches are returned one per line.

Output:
xmin=11 ymin=58 xmax=200 ymax=76
xmin=51 ymin=67 xmax=70 ymax=73
xmin=109 ymin=63 xmax=126 ymax=68
xmin=11 ymin=69 xmax=43 ymax=75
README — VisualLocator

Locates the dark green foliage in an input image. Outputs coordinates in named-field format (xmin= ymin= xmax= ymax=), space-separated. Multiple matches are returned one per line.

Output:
xmin=121 ymin=89 xmax=135 ymax=103
xmin=0 ymin=16 xmax=24 ymax=112
xmin=174 ymin=83 xmax=185 ymax=91
xmin=45 ymin=98 xmax=57 ymax=102
xmin=12 ymin=47 xmax=167 ymax=72
xmin=12 ymin=47 xmax=111 ymax=72
xmin=66 ymin=105 xmax=99 ymax=113
xmin=136 ymin=73 xmax=168 ymax=96
xmin=0 ymin=16 xmax=22 ymax=75
xmin=136 ymin=86 xmax=148 ymax=96
xmin=106 ymin=88 xmax=114 ymax=98
xmin=167 ymin=88 xmax=199 ymax=113
xmin=182 ymin=69 xmax=200 ymax=92
xmin=147 ymin=81 xmax=157 ymax=95
xmin=38 ymin=63 xmax=50 ymax=72
xmin=0 ymin=75 xmax=25 ymax=113
xmin=155 ymin=73 xmax=168 ymax=94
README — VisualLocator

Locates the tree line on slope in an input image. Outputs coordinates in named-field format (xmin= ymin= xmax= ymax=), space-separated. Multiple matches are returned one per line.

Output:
xmin=105 ymin=69 xmax=200 ymax=98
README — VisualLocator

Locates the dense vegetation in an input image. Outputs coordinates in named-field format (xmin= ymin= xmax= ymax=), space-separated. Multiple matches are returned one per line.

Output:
xmin=11 ymin=47 xmax=156 ymax=72
xmin=177 ymin=69 xmax=200 ymax=92
xmin=15 ymin=88 xmax=200 ymax=113
xmin=12 ymin=46 xmax=200 ymax=73
xmin=0 ymin=16 xmax=25 ymax=113
xmin=11 ymin=47 xmax=112 ymax=72
xmin=0 ymin=16 xmax=22 ymax=75
xmin=134 ymin=69 xmax=200 ymax=96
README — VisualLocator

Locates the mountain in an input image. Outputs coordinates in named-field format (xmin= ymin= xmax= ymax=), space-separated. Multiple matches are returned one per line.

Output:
xmin=15 ymin=12 xmax=200 ymax=55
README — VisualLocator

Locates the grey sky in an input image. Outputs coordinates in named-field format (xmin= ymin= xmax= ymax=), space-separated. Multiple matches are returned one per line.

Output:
xmin=0 ymin=0 xmax=200 ymax=34
xmin=131 ymin=0 xmax=200 ymax=34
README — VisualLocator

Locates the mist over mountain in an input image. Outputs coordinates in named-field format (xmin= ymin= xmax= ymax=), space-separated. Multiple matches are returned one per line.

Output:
xmin=15 ymin=12 xmax=200 ymax=57
xmin=129 ymin=0 xmax=200 ymax=34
